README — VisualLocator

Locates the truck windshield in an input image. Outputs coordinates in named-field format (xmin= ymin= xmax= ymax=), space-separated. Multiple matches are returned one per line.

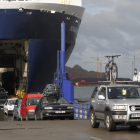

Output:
xmin=43 ymin=97 xmax=68 ymax=104
xmin=108 ymin=87 xmax=140 ymax=99
xmin=28 ymin=98 xmax=41 ymax=105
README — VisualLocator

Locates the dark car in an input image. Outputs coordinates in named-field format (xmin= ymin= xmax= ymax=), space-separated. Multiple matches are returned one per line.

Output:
xmin=34 ymin=97 xmax=74 ymax=120
xmin=0 ymin=88 xmax=9 ymax=109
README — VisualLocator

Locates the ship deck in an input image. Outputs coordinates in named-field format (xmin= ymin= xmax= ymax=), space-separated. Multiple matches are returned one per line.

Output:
xmin=0 ymin=110 xmax=140 ymax=140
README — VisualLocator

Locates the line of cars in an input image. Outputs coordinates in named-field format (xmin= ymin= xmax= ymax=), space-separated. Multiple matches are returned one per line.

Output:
xmin=0 ymin=84 xmax=74 ymax=121
xmin=3 ymin=93 xmax=74 ymax=121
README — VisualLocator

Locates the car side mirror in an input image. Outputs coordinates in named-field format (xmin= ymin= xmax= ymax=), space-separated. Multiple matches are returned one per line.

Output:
xmin=98 ymin=95 xmax=105 ymax=100
xmin=69 ymin=102 xmax=73 ymax=104
xmin=6 ymin=91 xmax=8 ymax=94
xmin=23 ymin=103 xmax=26 ymax=106
xmin=14 ymin=105 xmax=17 ymax=107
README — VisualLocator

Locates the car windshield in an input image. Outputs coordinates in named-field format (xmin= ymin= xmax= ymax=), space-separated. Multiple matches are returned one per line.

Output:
xmin=8 ymin=100 xmax=16 ymax=105
xmin=108 ymin=87 xmax=140 ymax=99
xmin=28 ymin=98 xmax=41 ymax=105
xmin=42 ymin=97 xmax=68 ymax=104
xmin=0 ymin=88 xmax=4 ymax=92
xmin=0 ymin=94 xmax=7 ymax=99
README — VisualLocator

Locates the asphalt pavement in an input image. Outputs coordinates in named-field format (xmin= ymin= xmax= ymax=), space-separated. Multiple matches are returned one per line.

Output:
xmin=0 ymin=110 xmax=140 ymax=140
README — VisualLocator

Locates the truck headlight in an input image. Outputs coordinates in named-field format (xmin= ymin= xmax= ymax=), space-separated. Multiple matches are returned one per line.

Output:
xmin=67 ymin=106 xmax=73 ymax=109
xmin=113 ymin=105 xmax=126 ymax=110
xmin=44 ymin=107 xmax=53 ymax=109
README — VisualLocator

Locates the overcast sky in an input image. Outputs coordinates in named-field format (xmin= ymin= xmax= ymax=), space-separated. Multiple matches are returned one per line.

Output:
xmin=66 ymin=0 xmax=140 ymax=79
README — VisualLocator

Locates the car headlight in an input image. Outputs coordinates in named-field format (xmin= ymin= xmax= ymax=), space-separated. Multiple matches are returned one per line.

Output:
xmin=28 ymin=109 xmax=35 ymax=112
xmin=113 ymin=105 xmax=126 ymax=110
xmin=67 ymin=106 xmax=74 ymax=109
xmin=44 ymin=107 xmax=53 ymax=109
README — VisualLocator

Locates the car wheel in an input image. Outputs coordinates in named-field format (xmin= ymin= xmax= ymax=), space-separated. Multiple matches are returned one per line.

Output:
xmin=26 ymin=113 xmax=29 ymax=121
xmin=40 ymin=111 xmax=44 ymax=120
xmin=130 ymin=125 xmax=137 ymax=128
xmin=4 ymin=109 xmax=6 ymax=114
xmin=90 ymin=109 xmax=99 ymax=128
xmin=13 ymin=113 xmax=16 ymax=120
xmin=105 ymin=111 xmax=116 ymax=131
xmin=60 ymin=117 xmax=65 ymax=120
xmin=7 ymin=110 xmax=9 ymax=116
xmin=69 ymin=116 xmax=74 ymax=120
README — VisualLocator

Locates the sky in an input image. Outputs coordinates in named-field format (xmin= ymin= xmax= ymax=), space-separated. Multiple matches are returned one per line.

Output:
xmin=66 ymin=0 xmax=140 ymax=79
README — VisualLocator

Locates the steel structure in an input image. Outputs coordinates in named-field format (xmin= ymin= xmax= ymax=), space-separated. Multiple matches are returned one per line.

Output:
xmin=55 ymin=21 xmax=74 ymax=102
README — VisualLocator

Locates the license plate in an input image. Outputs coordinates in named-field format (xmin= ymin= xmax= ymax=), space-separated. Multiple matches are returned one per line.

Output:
xmin=55 ymin=111 xmax=65 ymax=113
xmin=131 ymin=114 xmax=140 ymax=117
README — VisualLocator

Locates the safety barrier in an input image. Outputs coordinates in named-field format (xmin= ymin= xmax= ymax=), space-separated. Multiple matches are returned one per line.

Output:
xmin=74 ymin=102 xmax=89 ymax=120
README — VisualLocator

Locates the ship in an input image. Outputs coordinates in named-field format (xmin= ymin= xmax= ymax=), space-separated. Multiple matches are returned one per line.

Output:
xmin=0 ymin=0 xmax=85 ymax=97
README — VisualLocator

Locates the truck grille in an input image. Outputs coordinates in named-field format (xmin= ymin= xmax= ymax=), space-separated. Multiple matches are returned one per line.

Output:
xmin=129 ymin=106 xmax=140 ymax=111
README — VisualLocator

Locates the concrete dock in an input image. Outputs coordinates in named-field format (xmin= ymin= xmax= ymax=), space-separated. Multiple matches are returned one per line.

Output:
xmin=0 ymin=111 xmax=140 ymax=140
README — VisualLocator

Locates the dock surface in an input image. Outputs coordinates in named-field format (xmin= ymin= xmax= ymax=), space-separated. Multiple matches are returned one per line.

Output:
xmin=0 ymin=111 xmax=140 ymax=140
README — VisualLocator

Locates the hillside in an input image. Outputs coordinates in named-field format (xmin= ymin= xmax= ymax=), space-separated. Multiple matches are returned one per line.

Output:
xmin=65 ymin=64 xmax=105 ymax=78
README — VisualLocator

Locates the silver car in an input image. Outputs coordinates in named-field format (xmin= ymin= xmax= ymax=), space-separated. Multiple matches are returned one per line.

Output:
xmin=13 ymin=99 xmax=22 ymax=120
xmin=89 ymin=84 xmax=140 ymax=131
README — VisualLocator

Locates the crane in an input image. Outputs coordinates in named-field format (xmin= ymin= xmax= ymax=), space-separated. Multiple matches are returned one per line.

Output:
xmin=91 ymin=55 xmax=105 ymax=78
xmin=85 ymin=61 xmax=107 ymax=78
xmin=124 ymin=60 xmax=140 ymax=79
xmin=126 ymin=53 xmax=140 ymax=69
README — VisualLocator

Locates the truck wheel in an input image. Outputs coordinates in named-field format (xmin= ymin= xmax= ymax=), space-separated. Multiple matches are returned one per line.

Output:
xmin=90 ymin=109 xmax=100 ymax=128
xmin=26 ymin=113 xmax=29 ymax=121
xmin=105 ymin=111 xmax=116 ymax=131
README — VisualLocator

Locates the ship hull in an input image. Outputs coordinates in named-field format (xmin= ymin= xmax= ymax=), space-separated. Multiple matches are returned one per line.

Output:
xmin=28 ymin=39 xmax=74 ymax=92
xmin=0 ymin=4 xmax=84 ymax=93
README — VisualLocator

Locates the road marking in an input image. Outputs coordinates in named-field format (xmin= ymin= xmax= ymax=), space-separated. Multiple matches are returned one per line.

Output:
xmin=90 ymin=137 xmax=102 ymax=140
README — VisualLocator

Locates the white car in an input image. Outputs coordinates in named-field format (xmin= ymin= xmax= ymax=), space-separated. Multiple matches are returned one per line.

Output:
xmin=4 ymin=99 xmax=17 ymax=115
xmin=13 ymin=99 xmax=22 ymax=120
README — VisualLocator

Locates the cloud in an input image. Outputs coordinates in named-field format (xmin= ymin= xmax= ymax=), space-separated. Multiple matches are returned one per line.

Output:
xmin=67 ymin=0 xmax=140 ymax=79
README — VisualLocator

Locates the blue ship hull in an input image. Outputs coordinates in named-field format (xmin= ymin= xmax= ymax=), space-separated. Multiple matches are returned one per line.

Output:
xmin=0 ymin=9 xmax=81 ymax=92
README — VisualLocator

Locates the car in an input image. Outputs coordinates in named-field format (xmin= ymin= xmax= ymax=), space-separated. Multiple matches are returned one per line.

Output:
xmin=4 ymin=99 xmax=17 ymax=115
xmin=34 ymin=96 xmax=74 ymax=120
xmin=13 ymin=99 xmax=22 ymax=120
xmin=0 ymin=87 xmax=9 ymax=109
xmin=89 ymin=84 xmax=140 ymax=131
xmin=20 ymin=94 xmax=43 ymax=121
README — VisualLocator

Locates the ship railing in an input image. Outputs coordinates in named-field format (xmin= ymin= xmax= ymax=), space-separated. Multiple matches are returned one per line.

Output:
xmin=0 ymin=0 xmax=42 ymax=1
xmin=0 ymin=0 xmax=71 ymax=3
xmin=0 ymin=0 xmax=82 ymax=7
xmin=74 ymin=102 xmax=89 ymax=120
